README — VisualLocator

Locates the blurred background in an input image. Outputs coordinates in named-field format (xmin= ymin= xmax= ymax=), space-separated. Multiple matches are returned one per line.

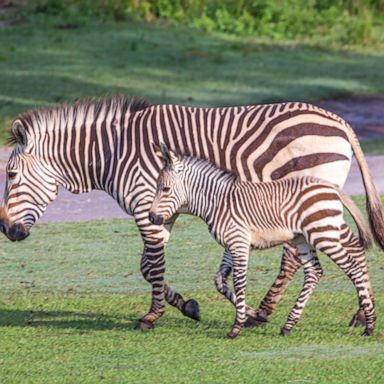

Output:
xmin=0 ymin=0 xmax=383 ymax=142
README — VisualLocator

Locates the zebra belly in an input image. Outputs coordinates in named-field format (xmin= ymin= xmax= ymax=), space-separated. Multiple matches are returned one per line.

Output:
xmin=249 ymin=228 xmax=295 ymax=250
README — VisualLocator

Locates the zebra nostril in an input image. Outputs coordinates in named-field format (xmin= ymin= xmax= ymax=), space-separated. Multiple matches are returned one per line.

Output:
xmin=148 ymin=212 xmax=156 ymax=224
xmin=148 ymin=212 xmax=164 ymax=225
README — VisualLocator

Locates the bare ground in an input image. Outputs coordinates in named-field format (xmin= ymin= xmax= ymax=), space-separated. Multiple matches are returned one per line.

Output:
xmin=0 ymin=96 xmax=383 ymax=223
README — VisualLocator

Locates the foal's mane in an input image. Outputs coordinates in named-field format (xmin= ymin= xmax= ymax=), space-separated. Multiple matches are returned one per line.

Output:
xmin=7 ymin=94 xmax=151 ymax=145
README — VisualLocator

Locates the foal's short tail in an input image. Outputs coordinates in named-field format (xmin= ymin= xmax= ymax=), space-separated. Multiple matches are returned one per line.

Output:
xmin=341 ymin=194 xmax=374 ymax=249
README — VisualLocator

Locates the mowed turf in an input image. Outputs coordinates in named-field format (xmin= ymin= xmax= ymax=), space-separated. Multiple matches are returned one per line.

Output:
xmin=0 ymin=197 xmax=383 ymax=383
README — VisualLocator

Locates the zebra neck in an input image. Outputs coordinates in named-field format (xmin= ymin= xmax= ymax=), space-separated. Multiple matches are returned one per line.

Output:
xmin=185 ymin=159 xmax=234 ymax=224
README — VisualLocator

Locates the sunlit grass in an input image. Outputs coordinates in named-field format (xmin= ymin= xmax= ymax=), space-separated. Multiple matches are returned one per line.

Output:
xmin=0 ymin=197 xmax=383 ymax=382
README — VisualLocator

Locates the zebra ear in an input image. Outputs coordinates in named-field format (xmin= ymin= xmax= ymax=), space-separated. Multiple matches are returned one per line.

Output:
xmin=160 ymin=142 xmax=173 ymax=166
xmin=10 ymin=120 xmax=28 ymax=146
xmin=153 ymin=142 xmax=178 ymax=167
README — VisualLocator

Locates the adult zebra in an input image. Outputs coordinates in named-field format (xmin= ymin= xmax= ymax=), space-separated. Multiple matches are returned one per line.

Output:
xmin=0 ymin=95 xmax=383 ymax=329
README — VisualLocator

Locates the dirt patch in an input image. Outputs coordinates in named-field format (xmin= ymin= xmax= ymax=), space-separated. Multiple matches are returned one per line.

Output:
xmin=0 ymin=96 xmax=383 ymax=223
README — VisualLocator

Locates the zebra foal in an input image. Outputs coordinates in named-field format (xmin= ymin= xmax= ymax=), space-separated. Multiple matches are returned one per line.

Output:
xmin=149 ymin=144 xmax=376 ymax=339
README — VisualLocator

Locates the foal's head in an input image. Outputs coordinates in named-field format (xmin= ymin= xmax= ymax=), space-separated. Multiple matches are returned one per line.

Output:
xmin=148 ymin=143 xmax=187 ymax=226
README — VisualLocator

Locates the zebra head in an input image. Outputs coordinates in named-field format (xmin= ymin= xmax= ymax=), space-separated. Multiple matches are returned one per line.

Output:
xmin=0 ymin=120 xmax=58 ymax=241
xmin=149 ymin=143 xmax=186 ymax=226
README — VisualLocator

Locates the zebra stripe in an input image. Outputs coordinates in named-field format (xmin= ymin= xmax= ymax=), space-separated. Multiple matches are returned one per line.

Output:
xmin=149 ymin=147 xmax=376 ymax=338
xmin=1 ymin=95 xmax=383 ymax=329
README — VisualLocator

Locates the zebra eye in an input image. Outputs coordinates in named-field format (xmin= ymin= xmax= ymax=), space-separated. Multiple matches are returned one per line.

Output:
xmin=8 ymin=171 xmax=17 ymax=180
xmin=163 ymin=187 xmax=171 ymax=193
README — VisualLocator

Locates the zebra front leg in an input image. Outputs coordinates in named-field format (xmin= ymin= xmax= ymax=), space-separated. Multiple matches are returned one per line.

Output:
xmin=280 ymin=241 xmax=323 ymax=335
xmin=138 ymin=240 xmax=167 ymax=330
xmin=162 ymin=214 xmax=200 ymax=321
xmin=214 ymin=249 xmax=261 ymax=321
xmin=320 ymin=242 xmax=376 ymax=336
xmin=138 ymin=216 xmax=200 ymax=328
xmin=227 ymin=246 xmax=250 ymax=339
xmin=245 ymin=242 xmax=302 ymax=327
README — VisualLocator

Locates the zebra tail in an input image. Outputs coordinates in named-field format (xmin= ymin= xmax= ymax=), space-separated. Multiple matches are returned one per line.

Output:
xmin=340 ymin=194 xmax=373 ymax=250
xmin=345 ymin=123 xmax=384 ymax=251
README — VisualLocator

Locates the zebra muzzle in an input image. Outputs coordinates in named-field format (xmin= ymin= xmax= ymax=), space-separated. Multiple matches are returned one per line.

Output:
xmin=148 ymin=212 xmax=164 ymax=226
xmin=1 ymin=221 xmax=30 ymax=242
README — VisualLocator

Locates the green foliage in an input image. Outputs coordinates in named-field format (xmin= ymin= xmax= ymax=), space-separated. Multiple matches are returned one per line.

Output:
xmin=16 ymin=0 xmax=384 ymax=47
xmin=0 ymin=198 xmax=383 ymax=382
xmin=361 ymin=137 xmax=384 ymax=154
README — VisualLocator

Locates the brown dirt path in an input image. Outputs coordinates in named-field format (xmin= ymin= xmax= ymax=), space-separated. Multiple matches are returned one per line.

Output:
xmin=0 ymin=96 xmax=383 ymax=223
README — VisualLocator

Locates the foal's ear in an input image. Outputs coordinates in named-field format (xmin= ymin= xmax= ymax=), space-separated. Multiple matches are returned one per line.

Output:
xmin=153 ymin=142 xmax=177 ymax=166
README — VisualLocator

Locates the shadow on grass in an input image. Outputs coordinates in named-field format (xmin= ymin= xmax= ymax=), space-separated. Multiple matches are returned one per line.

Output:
xmin=0 ymin=308 xmax=139 ymax=330
xmin=0 ymin=307 xmax=229 ymax=332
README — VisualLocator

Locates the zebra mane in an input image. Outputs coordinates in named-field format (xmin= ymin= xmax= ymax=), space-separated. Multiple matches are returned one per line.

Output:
xmin=7 ymin=94 xmax=151 ymax=145
xmin=182 ymin=155 xmax=237 ymax=181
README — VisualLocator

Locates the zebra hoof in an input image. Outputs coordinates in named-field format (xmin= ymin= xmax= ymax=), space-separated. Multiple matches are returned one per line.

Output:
xmin=227 ymin=329 xmax=240 ymax=339
xmin=362 ymin=328 xmax=373 ymax=337
xmin=137 ymin=319 xmax=155 ymax=331
xmin=349 ymin=310 xmax=366 ymax=328
xmin=280 ymin=327 xmax=291 ymax=336
xmin=182 ymin=299 xmax=201 ymax=321
xmin=244 ymin=311 xmax=268 ymax=328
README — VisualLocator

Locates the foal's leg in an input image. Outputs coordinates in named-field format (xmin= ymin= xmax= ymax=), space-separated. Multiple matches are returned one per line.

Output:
xmin=227 ymin=244 xmax=250 ymax=339
xmin=244 ymin=242 xmax=303 ymax=327
xmin=214 ymin=249 xmax=259 ymax=319
xmin=319 ymin=240 xmax=375 ymax=336
xmin=280 ymin=240 xmax=323 ymax=335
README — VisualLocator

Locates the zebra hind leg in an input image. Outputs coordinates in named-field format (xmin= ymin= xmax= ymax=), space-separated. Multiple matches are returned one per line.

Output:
xmin=245 ymin=242 xmax=302 ymax=328
xmin=280 ymin=241 xmax=323 ymax=335
xmin=320 ymin=241 xmax=376 ymax=336
xmin=339 ymin=225 xmax=375 ymax=328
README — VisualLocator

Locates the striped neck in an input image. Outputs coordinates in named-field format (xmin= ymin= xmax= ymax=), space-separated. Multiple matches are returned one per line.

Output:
xmin=182 ymin=157 xmax=235 ymax=223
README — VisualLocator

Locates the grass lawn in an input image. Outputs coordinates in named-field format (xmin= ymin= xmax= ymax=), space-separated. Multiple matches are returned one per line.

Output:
xmin=361 ymin=137 xmax=384 ymax=155
xmin=0 ymin=197 xmax=383 ymax=383
xmin=0 ymin=18 xmax=384 ymax=145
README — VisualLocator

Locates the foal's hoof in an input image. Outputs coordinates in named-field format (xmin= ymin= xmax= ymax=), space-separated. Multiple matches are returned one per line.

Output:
xmin=280 ymin=327 xmax=291 ymax=336
xmin=137 ymin=319 xmax=155 ymax=331
xmin=244 ymin=311 xmax=268 ymax=328
xmin=362 ymin=328 xmax=374 ymax=337
xmin=182 ymin=299 xmax=201 ymax=321
xmin=349 ymin=311 xmax=366 ymax=328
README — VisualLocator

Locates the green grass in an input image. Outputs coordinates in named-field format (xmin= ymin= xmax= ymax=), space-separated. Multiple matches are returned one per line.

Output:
xmin=0 ymin=196 xmax=383 ymax=383
xmin=361 ymin=137 xmax=384 ymax=155
xmin=1 ymin=17 xmax=384 ymax=144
